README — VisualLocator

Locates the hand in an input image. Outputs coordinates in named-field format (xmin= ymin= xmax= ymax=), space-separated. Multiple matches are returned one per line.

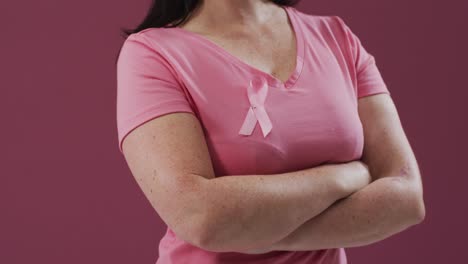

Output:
xmin=338 ymin=160 xmax=372 ymax=193
xmin=356 ymin=160 xmax=372 ymax=182
xmin=352 ymin=160 xmax=372 ymax=186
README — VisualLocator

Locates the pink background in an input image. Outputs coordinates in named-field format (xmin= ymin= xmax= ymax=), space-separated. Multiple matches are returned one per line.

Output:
xmin=1 ymin=0 xmax=466 ymax=263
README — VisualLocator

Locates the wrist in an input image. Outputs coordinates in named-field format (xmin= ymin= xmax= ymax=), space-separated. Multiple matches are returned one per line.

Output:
xmin=334 ymin=161 xmax=371 ymax=195
xmin=320 ymin=163 xmax=357 ymax=199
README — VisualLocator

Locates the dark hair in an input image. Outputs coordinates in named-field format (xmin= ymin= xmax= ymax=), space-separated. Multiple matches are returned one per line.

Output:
xmin=119 ymin=0 xmax=301 ymax=39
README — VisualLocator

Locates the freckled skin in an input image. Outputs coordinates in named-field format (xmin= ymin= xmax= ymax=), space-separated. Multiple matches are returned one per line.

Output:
xmin=399 ymin=163 xmax=411 ymax=176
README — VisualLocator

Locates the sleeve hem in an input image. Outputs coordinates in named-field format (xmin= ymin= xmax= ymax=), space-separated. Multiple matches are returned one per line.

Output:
xmin=118 ymin=103 xmax=196 ymax=154
xmin=357 ymin=89 xmax=391 ymax=99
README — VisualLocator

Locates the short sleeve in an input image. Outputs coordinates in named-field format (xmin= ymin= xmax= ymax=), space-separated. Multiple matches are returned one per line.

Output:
xmin=116 ymin=33 xmax=195 ymax=154
xmin=334 ymin=16 xmax=391 ymax=99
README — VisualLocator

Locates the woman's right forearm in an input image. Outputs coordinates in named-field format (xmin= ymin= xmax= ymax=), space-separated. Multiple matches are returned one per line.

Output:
xmin=188 ymin=161 xmax=369 ymax=252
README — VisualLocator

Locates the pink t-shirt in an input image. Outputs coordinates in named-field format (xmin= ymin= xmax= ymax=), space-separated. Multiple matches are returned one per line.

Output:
xmin=116 ymin=5 xmax=390 ymax=264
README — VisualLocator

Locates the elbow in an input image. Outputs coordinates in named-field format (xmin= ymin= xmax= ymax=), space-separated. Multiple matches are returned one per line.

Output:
xmin=193 ymin=214 xmax=229 ymax=252
xmin=175 ymin=214 xmax=217 ymax=251
xmin=167 ymin=177 xmax=221 ymax=251
xmin=401 ymin=178 xmax=426 ymax=225
xmin=168 ymin=215 xmax=206 ymax=250
xmin=180 ymin=208 xmax=224 ymax=252
xmin=195 ymin=231 xmax=220 ymax=252
xmin=410 ymin=192 xmax=426 ymax=224
xmin=190 ymin=208 xmax=238 ymax=252
xmin=188 ymin=220 xmax=225 ymax=252
xmin=188 ymin=219 xmax=214 ymax=251
xmin=168 ymin=177 xmax=230 ymax=252
xmin=387 ymin=176 xmax=425 ymax=226
xmin=188 ymin=233 xmax=213 ymax=252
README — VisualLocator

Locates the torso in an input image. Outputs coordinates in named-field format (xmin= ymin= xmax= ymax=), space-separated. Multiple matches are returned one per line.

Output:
xmin=118 ymin=7 xmax=390 ymax=262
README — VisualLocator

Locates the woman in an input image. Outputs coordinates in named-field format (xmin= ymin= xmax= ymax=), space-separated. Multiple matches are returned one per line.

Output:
xmin=116 ymin=0 xmax=425 ymax=263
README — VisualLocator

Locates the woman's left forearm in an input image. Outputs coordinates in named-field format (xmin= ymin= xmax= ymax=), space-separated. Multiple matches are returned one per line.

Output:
xmin=267 ymin=176 xmax=425 ymax=251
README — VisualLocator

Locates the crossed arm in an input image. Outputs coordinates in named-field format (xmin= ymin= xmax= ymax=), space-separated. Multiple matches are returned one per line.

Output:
xmin=242 ymin=176 xmax=424 ymax=253
xmin=240 ymin=94 xmax=425 ymax=253
xmin=122 ymin=93 xmax=425 ymax=254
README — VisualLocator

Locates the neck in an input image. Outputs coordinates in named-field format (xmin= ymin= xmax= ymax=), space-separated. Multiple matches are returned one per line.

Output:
xmin=185 ymin=0 xmax=280 ymax=31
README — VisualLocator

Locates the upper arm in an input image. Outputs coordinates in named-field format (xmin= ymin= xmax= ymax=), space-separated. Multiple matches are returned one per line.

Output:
xmin=358 ymin=94 xmax=425 ymax=221
xmin=334 ymin=16 xmax=423 ymax=190
xmin=116 ymin=33 xmax=215 ymax=244
xmin=122 ymin=111 xmax=215 ymax=244
xmin=334 ymin=16 xmax=421 ymax=182
xmin=358 ymin=94 xmax=422 ymax=188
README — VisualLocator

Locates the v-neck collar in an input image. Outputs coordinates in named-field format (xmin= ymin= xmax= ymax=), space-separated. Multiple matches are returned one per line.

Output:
xmin=172 ymin=5 xmax=305 ymax=90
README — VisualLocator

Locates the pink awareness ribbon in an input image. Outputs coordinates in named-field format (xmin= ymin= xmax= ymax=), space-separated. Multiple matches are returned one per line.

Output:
xmin=238 ymin=79 xmax=273 ymax=137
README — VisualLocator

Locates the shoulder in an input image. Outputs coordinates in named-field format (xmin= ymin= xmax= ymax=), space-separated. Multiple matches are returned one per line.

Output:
xmin=121 ymin=27 xmax=197 ymax=64
xmin=131 ymin=27 xmax=174 ymax=39
xmin=292 ymin=9 xmax=360 ymax=51
xmin=123 ymin=27 xmax=172 ymax=48
xmin=117 ymin=28 xmax=185 ymax=82
xmin=288 ymin=7 xmax=350 ymax=35
xmin=122 ymin=27 xmax=185 ymax=54
xmin=118 ymin=27 xmax=184 ymax=66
